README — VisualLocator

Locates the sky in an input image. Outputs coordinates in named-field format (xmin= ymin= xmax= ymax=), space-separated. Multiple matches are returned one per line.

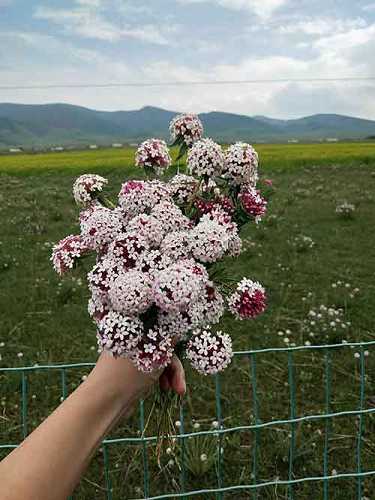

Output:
xmin=1 ymin=0 xmax=375 ymax=118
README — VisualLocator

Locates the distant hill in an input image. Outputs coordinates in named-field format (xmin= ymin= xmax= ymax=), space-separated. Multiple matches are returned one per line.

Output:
xmin=1 ymin=103 xmax=375 ymax=148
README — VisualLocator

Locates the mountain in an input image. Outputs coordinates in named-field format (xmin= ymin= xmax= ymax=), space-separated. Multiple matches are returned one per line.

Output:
xmin=1 ymin=103 xmax=375 ymax=148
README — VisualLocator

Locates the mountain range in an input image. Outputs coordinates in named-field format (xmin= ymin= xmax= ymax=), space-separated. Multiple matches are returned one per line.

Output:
xmin=1 ymin=103 xmax=375 ymax=148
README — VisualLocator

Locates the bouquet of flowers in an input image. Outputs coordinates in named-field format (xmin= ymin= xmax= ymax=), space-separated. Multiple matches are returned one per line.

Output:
xmin=52 ymin=114 xmax=268 ymax=381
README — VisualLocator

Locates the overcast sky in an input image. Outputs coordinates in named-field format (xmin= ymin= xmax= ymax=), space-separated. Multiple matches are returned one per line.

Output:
xmin=1 ymin=0 xmax=375 ymax=118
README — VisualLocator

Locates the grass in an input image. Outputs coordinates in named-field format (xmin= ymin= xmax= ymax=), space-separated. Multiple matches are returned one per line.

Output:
xmin=1 ymin=144 xmax=375 ymax=499
xmin=0 ymin=141 xmax=375 ymax=175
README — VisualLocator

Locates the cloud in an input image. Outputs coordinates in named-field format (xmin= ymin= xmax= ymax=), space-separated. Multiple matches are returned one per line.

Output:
xmin=278 ymin=17 xmax=367 ymax=36
xmin=177 ymin=0 xmax=288 ymax=19
xmin=34 ymin=1 xmax=176 ymax=44
xmin=362 ymin=3 xmax=375 ymax=11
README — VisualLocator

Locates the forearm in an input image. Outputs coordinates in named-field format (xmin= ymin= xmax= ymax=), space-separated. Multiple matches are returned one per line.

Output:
xmin=0 ymin=354 xmax=150 ymax=500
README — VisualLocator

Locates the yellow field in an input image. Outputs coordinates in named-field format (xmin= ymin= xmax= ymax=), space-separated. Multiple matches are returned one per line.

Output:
xmin=0 ymin=142 xmax=374 ymax=175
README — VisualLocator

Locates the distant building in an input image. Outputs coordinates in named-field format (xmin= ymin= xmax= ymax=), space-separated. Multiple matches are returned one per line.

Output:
xmin=287 ymin=139 xmax=299 ymax=143
xmin=9 ymin=147 xmax=22 ymax=153
xmin=129 ymin=143 xmax=139 ymax=147
xmin=112 ymin=143 xmax=123 ymax=148
xmin=89 ymin=144 xmax=98 ymax=149
xmin=326 ymin=138 xmax=339 ymax=143
xmin=51 ymin=146 xmax=65 ymax=151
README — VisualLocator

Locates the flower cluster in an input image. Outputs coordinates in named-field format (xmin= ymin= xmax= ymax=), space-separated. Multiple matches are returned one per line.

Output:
xmin=52 ymin=114 xmax=269 ymax=377
xmin=51 ymin=235 xmax=90 ymax=275
xmin=239 ymin=186 xmax=267 ymax=223
xmin=224 ymin=142 xmax=259 ymax=186
xmin=73 ymin=174 xmax=108 ymax=206
xmin=169 ymin=114 xmax=203 ymax=146
xmin=336 ymin=202 xmax=355 ymax=219
xmin=186 ymin=328 xmax=233 ymax=375
xmin=302 ymin=305 xmax=351 ymax=343
xmin=228 ymin=278 xmax=266 ymax=320
xmin=187 ymin=138 xmax=224 ymax=178
xmin=135 ymin=139 xmax=172 ymax=174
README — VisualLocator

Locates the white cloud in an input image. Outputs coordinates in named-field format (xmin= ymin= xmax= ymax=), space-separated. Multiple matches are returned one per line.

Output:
xmin=362 ymin=3 xmax=375 ymax=11
xmin=34 ymin=2 xmax=176 ymax=44
xmin=177 ymin=0 xmax=288 ymax=19
xmin=278 ymin=17 xmax=367 ymax=36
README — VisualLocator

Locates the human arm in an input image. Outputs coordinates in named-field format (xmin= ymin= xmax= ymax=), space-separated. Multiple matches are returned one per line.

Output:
xmin=0 ymin=352 xmax=185 ymax=500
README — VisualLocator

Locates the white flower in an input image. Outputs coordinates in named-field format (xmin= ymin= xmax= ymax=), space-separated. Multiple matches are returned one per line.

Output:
xmin=130 ymin=327 xmax=174 ymax=373
xmin=97 ymin=311 xmax=143 ymax=357
xmin=190 ymin=217 xmax=230 ymax=263
xmin=168 ymin=174 xmax=198 ymax=204
xmin=200 ymin=454 xmax=208 ymax=462
xmin=73 ymin=174 xmax=108 ymax=206
xmin=187 ymin=138 xmax=224 ymax=177
xmin=153 ymin=261 xmax=205 ymax=312
xmin=109 ymin=271 xmax=153 ymax=316
xmin=186 ymin=328 xmax=233 ymax=375
xmin=169 ymin=114 xmax=203 ymax=146
xmin=51 ymin=235 xmax=90 ymax=275
xmin=80 ymin=206 xmax=124 ymax=251
xmin=228 ymin=278 xmax=267 ymax=320
xmin=224 ymin=142 xmax=258 ymax=186
xmin=135 ymin=139 xmax=171 ymax=174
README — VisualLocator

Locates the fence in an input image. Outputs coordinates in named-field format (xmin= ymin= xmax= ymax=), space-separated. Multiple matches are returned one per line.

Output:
xmin=1 ymin=340 xmax=375 ymax=499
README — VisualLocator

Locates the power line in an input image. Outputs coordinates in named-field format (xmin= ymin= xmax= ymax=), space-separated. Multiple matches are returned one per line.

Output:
xmin=1 ymin=76 xmax=375 ymax=90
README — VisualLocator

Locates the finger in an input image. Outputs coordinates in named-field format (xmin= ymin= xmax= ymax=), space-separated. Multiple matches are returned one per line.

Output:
xmin=159 ymin=372 xmax=171 ymax=392
xmin=169 ymin=356 xmax=186 ymax=396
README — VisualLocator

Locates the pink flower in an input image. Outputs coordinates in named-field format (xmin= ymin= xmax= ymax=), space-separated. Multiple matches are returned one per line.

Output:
xmin=73 ymin=174 xmax=108 ymax=206
xmin=109 ymin=271 xmax=153 ymax=316
xmin=228 ymin=278 xmax=267 ymax=320
xmin=186 ymin=328 xmax=233 ymax=375
xmin=224 ymin=142 xmax=259 ymax=186
xmin=153 ymin=261 xmax=205 ymax=313
xmin=135 ymin=139 xmax=171 ymax=174
xmin=130 ymin=327 xmax=174 ymax=373
xmin=187 ymin=138 xmax=224 ymax=177
xmin=80 ymin=206 xmax=123 ymax=251
xmin=107 ymin=234 xmax=148 ymax=271
xmin=51 ymin=235 xmax=90 ymax=275
xmin=97 ymin=311 xmax=143 ymax=357
xmin=169 ymin=114 xmax=203 ymax=146
xmin=239 ymin=186 xmax=267 ymax=223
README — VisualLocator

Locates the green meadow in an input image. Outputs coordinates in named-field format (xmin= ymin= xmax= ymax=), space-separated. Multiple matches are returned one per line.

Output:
xmin=0 ymin=143 xmax=375 ymax=499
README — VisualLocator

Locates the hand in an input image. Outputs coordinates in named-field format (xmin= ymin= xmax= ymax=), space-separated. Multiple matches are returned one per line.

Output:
xmin=91 ymin=352 xmax=186 ymax=411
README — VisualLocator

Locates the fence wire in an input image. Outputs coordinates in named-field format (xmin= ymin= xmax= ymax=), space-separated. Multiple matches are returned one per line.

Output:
xmin=1 ymin=340 xmax=375 ymax=499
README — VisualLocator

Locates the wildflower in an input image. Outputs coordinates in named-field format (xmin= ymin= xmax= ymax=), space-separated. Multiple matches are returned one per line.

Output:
xmin=169 ymin=114 xmax=203 ymax=146
xmin=200 ymin=454 xmax=208 ymax=462
xmin=97 ymin=311 xmax=143 ymax=357
xmin=186 ymin=328 xmax=233 ymax=375
xmin=153 ymin=261 xmax=204 ymax=313
xmin=336 ymin=202 xmax=355 ymax=219
xmin=135 ymin=139 xmax=171 ymax=174
xmin=190 ymin=217 xmax=230 ymax=263
xmin=187 ymin=138 xmax=224 ymax=177
xmin=228 ymin=278 xmax=267 ymax=320
xmin=80 ymin=206 xmax=123 ymax=251
xmin=168 ymin=174 xmax=198 ymax=204
xmin=118 ymin=180 xmax=170 ymax=218
xmin=73 ymin=174 xmax=108 ymax=206
xmin=239 ymin=186 xmax=267 ymax=223
xmin=109 ymin=271 xmax=153 ymax=316
xmin=223 ymin=142 xmax=259 ymax=186
xmin=51 ymin=235 xmax=91 ymax=275
xmin=130 ymin=327 xmax=173 ymax=373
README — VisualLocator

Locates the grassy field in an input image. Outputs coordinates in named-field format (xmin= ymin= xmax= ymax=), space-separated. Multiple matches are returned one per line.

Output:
xmin=1 ymin=143 xmax=375 ymax=499
xmin=1 ymin=141 xmax=375 ymax=175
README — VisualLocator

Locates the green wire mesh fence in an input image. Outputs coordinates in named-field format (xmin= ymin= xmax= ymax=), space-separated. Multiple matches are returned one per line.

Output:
xmin=1 ymin=340 xmax=375 ymax=499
